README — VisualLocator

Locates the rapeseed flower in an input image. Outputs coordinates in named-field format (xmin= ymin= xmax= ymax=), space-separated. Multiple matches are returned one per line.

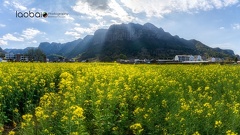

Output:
xmin=130 ymin=123 xmax=144 ymax=135
xmin=192 ymin=131 xmax=200 ymax=135
xmin=226 ymin=130 xmax=238 ymax=135
xmin=215 ymin=120 xmax=222 ymax=128
xmin=8 ymin=131 xmax=15 ymax=135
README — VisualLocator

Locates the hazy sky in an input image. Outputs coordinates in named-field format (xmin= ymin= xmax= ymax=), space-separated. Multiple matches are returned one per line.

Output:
xmin=0 ymin=0 xmax=240 ymax=54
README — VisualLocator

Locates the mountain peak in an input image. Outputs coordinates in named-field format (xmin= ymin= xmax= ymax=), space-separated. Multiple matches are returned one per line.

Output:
xmin=144 ymin=23 xmax=157 ymax=29
xmin=94 ymin=29 xmax=108 ymax=35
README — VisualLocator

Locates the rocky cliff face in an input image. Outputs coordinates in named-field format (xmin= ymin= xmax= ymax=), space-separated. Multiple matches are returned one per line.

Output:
xmin=79 ymin=23 xmax=235 ymax=61
xmin=105 ymin=23 xmax=173 ymax=42
xmin=39 ymin=42 xmax=62 ymax=55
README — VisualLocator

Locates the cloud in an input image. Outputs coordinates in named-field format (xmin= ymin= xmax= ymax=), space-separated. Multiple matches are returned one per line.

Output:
xmin=4 ymin=0 xmax=27 ymax=10
xmin=3 ymin=0 xmax=10 ymax=7
xmin=22 ymin=28 xmax=42 ymax=40
xmin=81 ymin=0 xmax=110 ymax=10
xmin=73 ymin=24 xmax=101 ymax=34
xmin=64 ymin=15 xmax=75 ymax=22
xmin=120 ymin=0 xmax=239 ymax=18
xmin=65 ymin=23 xmax=108 ymax=39
xmin=32 ymin=40 xmax=37 ymax=44
xmin=223 ymin=0 xmax=239 ymax=6
xmin=72 ymin=0 xmax=135 ymax=22
xmin=2 ymin=34 xmax=24 ymax=41
xmin=73 ymin=0 xmax=239 ymax=22
xmin=219 ymin=27 xmax=225 ymax=30
xmin=0 ymin=39 xmax=8 ymax=45
xmin=75 ymin=23 xmax=81 ymax=27
xmin=73 ymin=27 xmax=92 ymax=34
xmin=39 ymin=18 xmax=48 ymax=23
xmin=65 ymin=31 xmax=81 ymax=38
xmin=0 ymin=24 xmax=6 ymax=27
xmin=12 ymin=1 xmax=27 ymax=10
xmin=30 ymin=17 xmax=49 ymax=23
xmin=232 ymin=23 xmax=240 ymax=30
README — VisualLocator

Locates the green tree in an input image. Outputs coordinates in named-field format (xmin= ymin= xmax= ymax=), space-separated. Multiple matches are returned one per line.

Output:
xmin=119 ymin=54 xmax=127 ymax=59
xmin=26 ymin=48 xmax=46 ymax=62
xmin=234 ymin=57 xmax=238 ymax=63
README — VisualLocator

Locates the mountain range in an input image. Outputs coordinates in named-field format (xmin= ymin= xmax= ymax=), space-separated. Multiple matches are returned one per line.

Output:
xmin=2 ymin=23 xmax=235 ymax=61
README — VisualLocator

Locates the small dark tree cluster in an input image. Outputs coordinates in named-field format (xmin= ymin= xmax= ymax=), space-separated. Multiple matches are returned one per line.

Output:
xmin=26 ymin=48 xmax=46 ymax=62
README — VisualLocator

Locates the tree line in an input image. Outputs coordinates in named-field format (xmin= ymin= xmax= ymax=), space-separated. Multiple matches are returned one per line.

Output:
xmin=26 ymin=48 xmax=46 ymax=62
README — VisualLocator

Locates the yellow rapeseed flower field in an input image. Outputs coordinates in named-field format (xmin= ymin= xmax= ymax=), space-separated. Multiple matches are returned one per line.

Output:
xmin=0 ymin=63 xmax=240 ymax=134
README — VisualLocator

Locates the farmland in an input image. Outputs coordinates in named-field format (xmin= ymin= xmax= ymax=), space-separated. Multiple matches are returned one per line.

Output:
xmin=0 ymin=63 xmax=240 ymax=135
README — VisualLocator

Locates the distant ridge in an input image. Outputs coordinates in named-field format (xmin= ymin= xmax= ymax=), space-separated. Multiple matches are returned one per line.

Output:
xmin=3 ymin=23 xmax=235 ymax=61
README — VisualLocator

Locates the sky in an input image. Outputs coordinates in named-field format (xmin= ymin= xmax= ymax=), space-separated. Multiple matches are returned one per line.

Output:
xmin=0 ymin=0 xmax=240 ymax=54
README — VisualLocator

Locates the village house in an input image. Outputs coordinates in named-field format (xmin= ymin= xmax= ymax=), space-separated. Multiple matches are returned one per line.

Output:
xmin=5 ymin=53 xmax=29 ymax=62
xmin=5 ymin=53 xmax=15 ymax=61
xmin=15 ymin=54 xmax=29 ymax=62
xmin=174 ymin=55 xmax=202 ymax=62
xmin=207 ymin=57 xmax=223 ymax=62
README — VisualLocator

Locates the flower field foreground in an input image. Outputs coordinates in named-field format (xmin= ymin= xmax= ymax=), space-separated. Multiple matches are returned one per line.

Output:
xmin=0 ymin=63 xmax=240 ymax=135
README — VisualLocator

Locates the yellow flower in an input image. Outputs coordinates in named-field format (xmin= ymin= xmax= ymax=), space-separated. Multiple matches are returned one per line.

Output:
xmin=95 ymin=100 xmax=101 ymax=105
xmin=13 ymin=121 xmax=17 ymax=127
xmin=143 ymin=114 xmax=149 ymax=119
xmin=181 ymin=103 xmax=190 ymax=111
xmin=203 ymin=103 xmax=211 ymax=108
xmin=112 ymin=126 xmax=118 ymax=131
xmin=50 ymin=82 xmax=55 ymax=88
xmin=8 ymin=131 xmax=15 ymax=135
xmin=51 ymin=111 xmax=58 ymax=117
xmin=107 ymin=93 xmax=113 ymax=100
xmin=21 ymin=122 xmax=26 ymax=128
xmin=192 ymin=131 xmax=200 ymax=135
xmin=61 ymin=115 xmax=68 ymax=122
xmin=39 ymin=79 xmax=46 ymax=87
xmin=133 ymin=95 xmax=138 ymax=101
xmin=35 ymin=107 xmax=47 ymax=120
xmin=44 ymin=129 xmax=49 ymax=134
xmin=70 ymin=132 xmax=79 ymax=135
xmin=13 ymin=108 xmax=18 ymax=113
xmin=35 ymin=107 xmax=44 ymax=115
xmin=215 ymin=120 xmax=222 ymax=128
xmin=133 ymin=107 xmax=144 ymax=115
xmin=72 ymin=106 xmax=84 ymax=118
xmin=0 ymin=126 xmax=4 ymax=133
xmin=22 ymin=114 xmax=33 ymax=122
xmin=162 ymin=100 xmax=167 ymax=108
xmin=226 ymin=130 xmax=238 ymax=135
xmin=130 ymin=123 xmax=144 ymax=135
xmin=205 ymin=86 xmax=210 ymax=91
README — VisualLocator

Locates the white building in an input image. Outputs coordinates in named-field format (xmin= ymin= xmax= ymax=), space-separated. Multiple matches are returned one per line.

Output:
xmin=5 ymin=53 xmax=15 ymax=60
xmin=175 ymin=55 xmax=191 ymax=61
xmin=208 ymin=57 xmax=223 ymax=62
xmin=20 ymin=55 xmax=28 ymax=62
xmin=174 ymin=55 xmax=202 ymax=62
xmin=211 ymin=57 xmax=216 ymax=62
xmin=196 ymin=55 xmax=202 ymax=61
